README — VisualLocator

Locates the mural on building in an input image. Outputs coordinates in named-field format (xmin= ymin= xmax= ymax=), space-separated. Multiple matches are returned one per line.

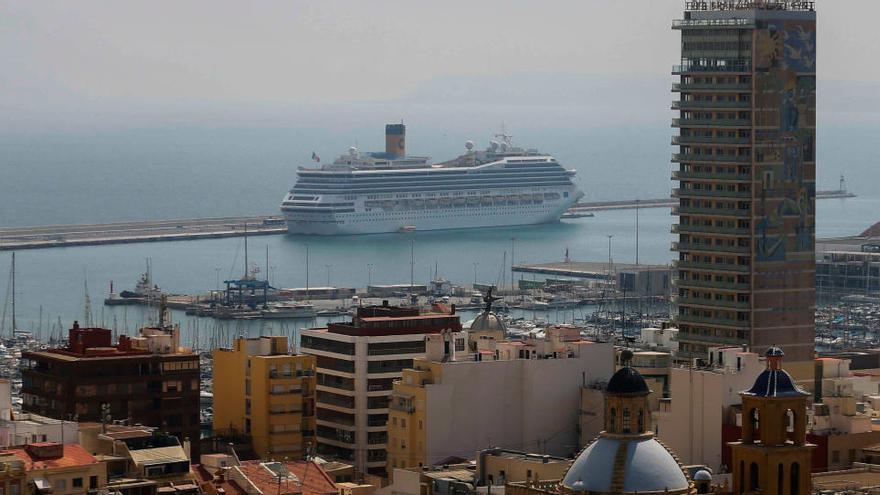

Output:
xmin=753 ymin=19 xmax=816 ymax=262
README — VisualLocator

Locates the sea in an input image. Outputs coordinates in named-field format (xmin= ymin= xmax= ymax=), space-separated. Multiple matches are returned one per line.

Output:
xmin=1 ymin=101 xmax=878 ymax=348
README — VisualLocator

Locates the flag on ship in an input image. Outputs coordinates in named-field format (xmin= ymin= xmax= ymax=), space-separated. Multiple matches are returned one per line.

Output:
xmin=311 ymin=151 xmax=320 ymax=163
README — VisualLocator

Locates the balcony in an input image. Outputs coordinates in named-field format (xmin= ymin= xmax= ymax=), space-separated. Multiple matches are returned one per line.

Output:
xmin=673 ymin=118 xmax=752 ymax=128
xmin=673 ymin=82 xmax=752 ymax=92
xmin=672 ymin=188 xmax=751 ymax=199
xmin=674 ymin=278 xmax=750 ymax=291
xmin=672 ymin=241 xmax=751 ymax=254
xmin=672 ymin=18 xmax=754 ymax=29
xmin=390 ymin=402 xmax=415 ymax=414
xmin=672 ymin=224 xmax=750 ymax=236
xmin=675 ymin=331 xmax=746 ymax=345
xmin=677 ymin=314 xmax=750 ymax=328
xmin=676 ymin=296 xmax=751 ymax=310
xmin=672 ymin=153 xmax=750 ymax=164
xmin=672 ymin=100 xmax=751 ymax=110
xmin=673 ymin=206 xmax=751 ymax=218
xmin=673 ymin=61 xmax=751 ymax=74
xmin=672 ymin=135 xmax=751 ymax=146
xmin=672 ymin=170 xmax=750 ymax=181
xmin=673 ymin=260 xmax=750 ymax=273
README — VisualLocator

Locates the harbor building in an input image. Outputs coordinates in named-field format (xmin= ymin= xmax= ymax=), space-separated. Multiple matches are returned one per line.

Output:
xmin=671 ymin=2 xmax=817 ymax=360
xmin=212 ymin=336 xmax=317 ymax=461
xmin=386 ymin=327 xmax=613 ymax=476
xmin=20 ymin=321 xmax=201 ymax=459
xmin=299 ymin=302 xmax=462 ymax=476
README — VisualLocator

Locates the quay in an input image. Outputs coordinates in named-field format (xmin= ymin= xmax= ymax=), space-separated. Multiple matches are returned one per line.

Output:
xmin=0 ymin=189 xmax=856 ymax=251
xmin=513 ymin=261 xmax=670 ymax=280
xmin=567 ymin=188 xmax=855 ymax=213
xmin=0 ymin=216 xmax=286 ymax=251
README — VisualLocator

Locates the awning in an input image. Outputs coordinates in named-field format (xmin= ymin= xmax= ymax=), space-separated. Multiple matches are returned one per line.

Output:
xmin=32 ymin=478 xmax=53 ymax=493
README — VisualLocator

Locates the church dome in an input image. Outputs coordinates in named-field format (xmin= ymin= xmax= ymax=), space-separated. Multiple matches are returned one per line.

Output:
xmin=606 ymin=366 xmax=650 ymax=395
xmin=743 ymin=368 xmax=808 ymax=398
xmin=469 ymin=311 xmax=506 ymax=334
xmin=561 ymin=436 xmax=690 ymax=493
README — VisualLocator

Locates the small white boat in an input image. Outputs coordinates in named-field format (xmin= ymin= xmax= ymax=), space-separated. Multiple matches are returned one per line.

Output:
xmin=261 ymin=302 xmax=317 ymax=319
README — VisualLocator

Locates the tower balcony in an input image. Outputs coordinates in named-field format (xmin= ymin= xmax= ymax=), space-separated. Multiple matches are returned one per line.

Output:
xmin=674 ymin=278 xmax=750 ymax=291
xmin=674 ymin=331 xmax=746 ymax=346
xmin=671 ymin=170 xmax=751 ymax=181
xmin=672 ymin=100 xmax=751 ymax=110
xmin=673 ymin=82 xmax=751 ymax=92
xmin=673 ymin=206 xmax=751 ymax=218
xmin=674 ymin=295 xmax=751 ymax=310
xmin=672 ymin=260 xmax=750 ymax=273
xmin=672 ymin=153 xmax=750 ymax=164
xmin=671 ymin=188 xmax=751 ymax=199
xmin=672 ymin=223 xmax=750 ymax=236
xmin=672 ymin=241 xmax=751 ymax=255
xmin=676 ymin=314 xmax=750 ymax=328
xmin=672 ymin=135 xmax=751 ymax=146
xmin=673 ymin=118 xmax=752 ymax=128
xmin=673 ymin=61 xmax=751 ymax=74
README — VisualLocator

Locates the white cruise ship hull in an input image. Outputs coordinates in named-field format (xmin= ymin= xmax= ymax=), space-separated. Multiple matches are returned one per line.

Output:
xmin=283 ymin=194 xmax=581 ymax=235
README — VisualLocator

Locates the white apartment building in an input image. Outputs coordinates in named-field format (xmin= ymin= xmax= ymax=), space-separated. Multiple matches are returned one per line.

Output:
xmin=387 ymin=325 xmax=614 ymax=470
xmin=299 ymin=303 xmax=461 ymax=476
xmin=0 ymin=379 xmax=79 ymax=447
xmin=653 ymin=346 xmax=763 ymax=471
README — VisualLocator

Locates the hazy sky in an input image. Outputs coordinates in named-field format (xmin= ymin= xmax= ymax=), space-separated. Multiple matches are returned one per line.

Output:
xmin=2 ymin=0 xmax=879 ymax=116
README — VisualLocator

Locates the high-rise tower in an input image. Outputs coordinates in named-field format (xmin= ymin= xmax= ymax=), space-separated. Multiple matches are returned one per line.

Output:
xmin=672 ymin=1 xmax=817 ymax=361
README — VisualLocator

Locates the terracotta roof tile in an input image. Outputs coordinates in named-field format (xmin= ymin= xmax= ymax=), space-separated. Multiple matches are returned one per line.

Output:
xmin=5 ymin=444 xmax=99 ymax=471
xmin=237 ymin=461 xmax=337 ymax=495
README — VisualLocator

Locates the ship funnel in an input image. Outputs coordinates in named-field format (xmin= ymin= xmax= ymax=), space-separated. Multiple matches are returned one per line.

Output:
xmin=385 ymin=123 xmax=406 ymax=158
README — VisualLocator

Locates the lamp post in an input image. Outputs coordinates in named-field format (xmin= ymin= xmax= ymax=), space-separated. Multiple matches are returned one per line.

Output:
xmin=472 ymin=262 xmax=479 ymax=286
xmin=367 ymin=264 xmax=374 ymax=287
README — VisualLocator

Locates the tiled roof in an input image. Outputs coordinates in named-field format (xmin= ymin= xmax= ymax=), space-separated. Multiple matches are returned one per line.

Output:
xmin=5 ymin=444 xmax=99 ymax=470
xmin=237 ymin=461 xmax=337 ymax=495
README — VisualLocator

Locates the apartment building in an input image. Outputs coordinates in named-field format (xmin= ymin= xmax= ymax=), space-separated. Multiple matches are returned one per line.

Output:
xmin=386 ymin=325 xmax=613 ymax=474
xmin=300 ymin=302 xmax=461 ymax=476
xmin=20 ymin=322 xmax=200 ymax=458
xmin=213 ymin=336 xmax=316 ymax=460
xmin=671 ymin=1 xmax=817 ymax=360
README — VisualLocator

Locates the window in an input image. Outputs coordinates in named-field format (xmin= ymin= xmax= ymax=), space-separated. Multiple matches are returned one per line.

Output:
xmin=73 ymin=478 xmax=83 ymax=488
xmin=832 ymin=450 xmax=840 ymax=463
xmin=89 ymin=476 xmax=98 ymax=489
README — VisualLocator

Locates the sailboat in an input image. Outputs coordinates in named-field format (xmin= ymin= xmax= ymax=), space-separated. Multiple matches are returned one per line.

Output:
xmin=6 ymin=252 xmax=34 ymax=341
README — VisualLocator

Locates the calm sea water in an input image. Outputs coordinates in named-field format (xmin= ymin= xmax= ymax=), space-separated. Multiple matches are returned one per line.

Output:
xmin=1 ymin=112 xmax=877 ymax=345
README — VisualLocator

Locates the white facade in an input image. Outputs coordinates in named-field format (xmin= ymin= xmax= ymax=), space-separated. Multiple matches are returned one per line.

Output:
xmin=653 ymin=347 xmax=762 ymax=471
xmin=0 ymin=379 xmax=79 ymax=447
xmin=421 ymin=341 xmax=614 ymax=464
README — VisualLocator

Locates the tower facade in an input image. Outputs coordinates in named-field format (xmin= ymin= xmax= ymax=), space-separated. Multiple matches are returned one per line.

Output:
xmin=729 ymin=347 xmax=814 ymax=495
xmin=672 ymin=1 xmax=817 ymax=361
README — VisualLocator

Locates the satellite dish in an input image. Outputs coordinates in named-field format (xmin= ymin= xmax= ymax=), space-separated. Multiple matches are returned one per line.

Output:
xmin=465 ymin=140 xmax=474 ymax=151
xmin=349 ymin=147 xmax=358 ymax=156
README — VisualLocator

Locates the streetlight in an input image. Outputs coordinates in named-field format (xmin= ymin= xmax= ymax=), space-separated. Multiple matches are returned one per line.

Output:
xmin=607 ymin=235 xmax=614 ymax=284
xmin=325 ymin=264 xmax=332 ymax=288
xmin=366 ymin=264 xmax=374 ymax=287
xmin=213 ymin=267 xmax=222 ymax=292
xmin=472 ymin=262 xmax=479 ymax=286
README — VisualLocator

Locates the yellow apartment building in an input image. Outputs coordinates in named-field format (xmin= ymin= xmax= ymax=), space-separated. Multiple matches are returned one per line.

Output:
xmin=213 ymin=336 xmax=316 ymax=460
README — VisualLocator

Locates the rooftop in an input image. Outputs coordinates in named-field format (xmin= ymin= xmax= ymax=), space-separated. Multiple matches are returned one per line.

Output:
xmin=5 ymin=444 xmax=100 ymax=471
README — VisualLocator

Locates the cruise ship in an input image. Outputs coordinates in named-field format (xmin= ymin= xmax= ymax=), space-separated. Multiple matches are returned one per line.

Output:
xmin=280 ymin=124 xmax=583 ymax=235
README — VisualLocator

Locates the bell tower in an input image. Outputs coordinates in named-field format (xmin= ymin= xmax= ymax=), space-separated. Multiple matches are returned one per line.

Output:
xmin=730 ymin=347 xmax=814 ymax=495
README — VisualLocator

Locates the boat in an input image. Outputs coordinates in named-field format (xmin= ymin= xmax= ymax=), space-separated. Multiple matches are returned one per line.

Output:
xmin=260 ymin=302 xmax=317 ymax=319
xmin=280 ymin=124 xmax=583 ymax=235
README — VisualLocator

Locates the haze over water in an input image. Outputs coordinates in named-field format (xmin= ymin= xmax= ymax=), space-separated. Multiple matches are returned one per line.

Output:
xmin=2 ymin=1 xmax=880 ymax=343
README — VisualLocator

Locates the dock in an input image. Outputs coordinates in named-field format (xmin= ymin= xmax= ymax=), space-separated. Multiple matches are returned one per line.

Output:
xmin=0 ymin=216 xmax=285 ymax=251
xmin=513 ymin=261 xmax=670 ymax=280
xmin=0 ymin=188 xmax=856 ymax=251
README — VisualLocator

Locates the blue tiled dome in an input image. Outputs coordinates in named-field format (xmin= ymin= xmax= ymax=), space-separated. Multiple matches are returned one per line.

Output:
xmin=607 ymin=366 xmax=650 ymax=395
xmin=743 ymin=369 xmax=808 ymax=398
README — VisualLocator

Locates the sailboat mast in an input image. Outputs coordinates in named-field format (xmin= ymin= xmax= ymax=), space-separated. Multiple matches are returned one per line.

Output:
xmin=11 ymin=252 xmax=16 ymax=335
xmin=244 ymin=223 xmax=249 ymax=278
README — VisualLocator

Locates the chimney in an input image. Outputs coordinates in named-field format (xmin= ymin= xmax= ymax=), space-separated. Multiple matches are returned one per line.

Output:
xmin=385 ymin=124 xmax=406 ymax=157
